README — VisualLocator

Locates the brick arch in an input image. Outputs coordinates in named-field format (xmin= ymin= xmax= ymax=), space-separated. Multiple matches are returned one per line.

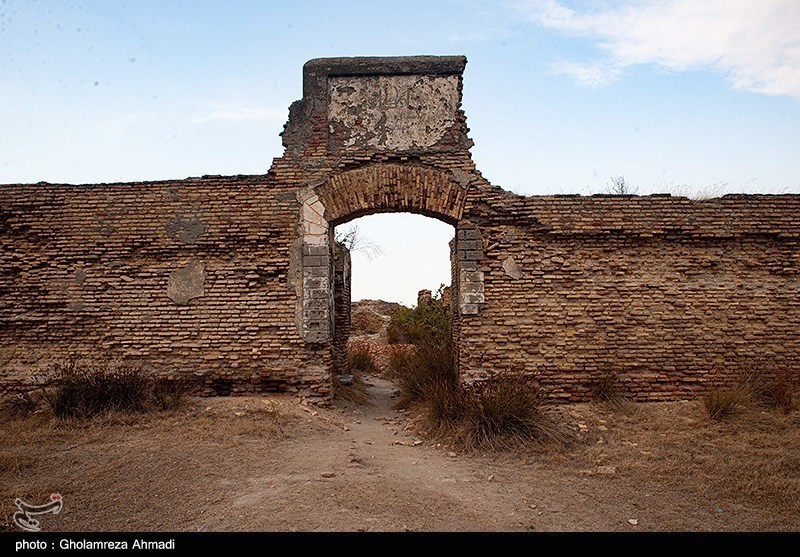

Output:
xmin=315 ymin=163 xmax=467 ymax=226
xmin=296 ymin=162 xmax=484 ymax=349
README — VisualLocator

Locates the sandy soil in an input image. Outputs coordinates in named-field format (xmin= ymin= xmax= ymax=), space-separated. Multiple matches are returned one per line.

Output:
xmin=1 ymin=375 xmax=798 ymax=532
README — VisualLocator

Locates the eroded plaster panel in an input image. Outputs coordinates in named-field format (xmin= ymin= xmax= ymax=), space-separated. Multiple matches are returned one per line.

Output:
xmin=167 ymin=261 xmax=206 ymax=305
xmin=328 ymin=75 xmax=459 ymax=150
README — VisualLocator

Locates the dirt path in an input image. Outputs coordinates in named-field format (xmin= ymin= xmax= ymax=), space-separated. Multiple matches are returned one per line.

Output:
xmin=3 ymin=375 xmax=798 ymax=532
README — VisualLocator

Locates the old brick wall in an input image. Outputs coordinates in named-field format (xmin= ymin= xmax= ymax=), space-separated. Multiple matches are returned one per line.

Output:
xmin=0 ymin=176 xmax=330 ymax=397
xmin=1 ymin=55 xmax=798 ymax=402
xmin=459 ymin=185 xmax=800 ymax=400
xmin=332 ymin=246 xmax=351 ymax=375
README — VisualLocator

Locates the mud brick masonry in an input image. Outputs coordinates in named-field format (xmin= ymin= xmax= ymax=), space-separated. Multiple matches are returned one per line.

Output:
xmin=1 ymin=56 xmax=798 ymax=401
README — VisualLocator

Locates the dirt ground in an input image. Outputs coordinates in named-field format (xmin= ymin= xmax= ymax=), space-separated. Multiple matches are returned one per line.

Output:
xmin=1 ymin=374 xmax=799 ymax=532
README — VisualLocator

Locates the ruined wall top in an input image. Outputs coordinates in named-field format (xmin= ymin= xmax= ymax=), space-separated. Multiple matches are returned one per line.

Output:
xmin=281 ymin=56 xmax=472 ymax=156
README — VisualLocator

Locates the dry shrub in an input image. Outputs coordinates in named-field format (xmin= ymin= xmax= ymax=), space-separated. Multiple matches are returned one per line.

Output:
xmin=417 ymin=375 xmax=565 ymax=451
xmin=39 ymin=361 xmax=193 ymax=419
xmin=589 ymin=369 xmax=623 ymax=405
xmin=418 ymin=382 xmax=466 ymax=432
xmin=735 ymin=356 xmax=797 ymax=413
xmin=703 ymin=386 xmax=748 ymax=420
xmin=348 ymin=345 xmax=377 ymax=374
xmin=391 ymin=333 xmax=564 ymax=450
xmin=392 ymin=339 xmax=456 ymax=407
xmin=455 ymin=375 xmax=563 ymax=450
xmin=701 ymin=356 xmax=798 ymax=419
xmin=334 ymin=344 xmax=374 ymax=403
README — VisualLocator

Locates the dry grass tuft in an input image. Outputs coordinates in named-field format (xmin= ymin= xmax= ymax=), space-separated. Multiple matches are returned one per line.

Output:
xmin=453 ymin=375 xmax=567 ymax=451
xmin=589 ymin=369 xmax=627 ymax=408
xmin=333 ymin=343 xmax=375 ymax=404
xmin=703 ymin=386 xmax=748 ymax=420
xmin=38 ymin=361 xmax=193 ymax=419
xmin=392 ymin=339 xmax=456 ymax=408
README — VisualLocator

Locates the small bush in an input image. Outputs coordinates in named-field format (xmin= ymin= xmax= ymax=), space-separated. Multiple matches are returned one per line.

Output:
xmin=387 ymin=295 xmax=450 ymax=345
xmin=419 ymin=381 xmax=466 ymax=431
xmin=417 ymin=375 xmax=563 ymax=451
xmin=590 ymin=369 xmax=621 ymax=404
xmin=703 ymin=386 xmax=747 ymax=420
xmin=39 ymin=361 xmax=191 ymax=419
xmin=457 ymin=375 xmax=559 ymax=450
xmin=393 ymin=339 xmax=457 ymax=407
xmin=735 ymin=357 xmax=797 ymax=413
xmin=384 ymin=345 xmax=411 ymax=380
xmin=348 ymin=347 xmax=377 ymax=374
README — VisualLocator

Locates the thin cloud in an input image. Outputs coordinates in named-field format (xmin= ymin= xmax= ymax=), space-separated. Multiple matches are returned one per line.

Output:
xmin=519 ymin=0 xmax=800 ymax=100
xmin=193 ymin=106 xmax=287 ymax=123
xmin=551 ymin=60 xmax=621 ymax=88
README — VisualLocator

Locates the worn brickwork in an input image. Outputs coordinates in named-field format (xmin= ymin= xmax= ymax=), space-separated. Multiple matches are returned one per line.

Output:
xmin=0 ymin=176 xmax=330 ymax=397
xmin=1 ymin=55 xmax=798 ymax=402
xmin=332 ymin=247 xmax=351 ymax=375
xmin=459 ymin=187 xmax=800 ymax=400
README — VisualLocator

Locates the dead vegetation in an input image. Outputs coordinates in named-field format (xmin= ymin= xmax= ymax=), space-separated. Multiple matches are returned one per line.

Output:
xmin=36 ymin=360 xmax=193 ymax=419
xmin=1 ymin=385 xmax=798 ymax=531
xmin=703 ymin=356 xmax=798 ymax=420
xmin=0 ymin=395 xmax=298 ymax=532
xmin=570 ymin=400 xmax=800 ymax=517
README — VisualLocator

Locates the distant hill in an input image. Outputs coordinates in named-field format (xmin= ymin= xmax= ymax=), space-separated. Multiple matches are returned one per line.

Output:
xmin=350 ymin=299 xmax=406 ymax=337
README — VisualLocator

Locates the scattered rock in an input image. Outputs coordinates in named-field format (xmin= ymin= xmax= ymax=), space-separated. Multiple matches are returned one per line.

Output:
xmin=597 ymin=465 xmax=617 ymax=475
xmin=628 ymin=519 xmax=638 ymax=526
xmin=447 ymin=452 xmax=457 ymax=458
xmin=412 ymin=440 xmax=423 ymax=446
xmin=321 ymin=472 xmax=336 ymax=478
xmin=487 ymin=474 xmax=495 ymax=482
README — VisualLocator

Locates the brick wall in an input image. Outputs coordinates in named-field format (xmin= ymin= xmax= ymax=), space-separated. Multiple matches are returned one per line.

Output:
xmin=459 ymin=185 xmax=800 ymax=400
xmin=0 ymin=176 xmax=330 ymax=397
xmin=1 ymin=56 xmax=798 ymax=402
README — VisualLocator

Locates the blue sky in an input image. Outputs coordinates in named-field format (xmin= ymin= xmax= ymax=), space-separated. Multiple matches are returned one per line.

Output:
xmin=2 ymin=1 xmax=799 ymax=305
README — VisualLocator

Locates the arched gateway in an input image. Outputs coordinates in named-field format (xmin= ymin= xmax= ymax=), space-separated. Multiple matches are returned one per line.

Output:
xmin=1 ymin=56 xmax=798 ymax=402
xmin=281 ymin=57 xmax=487 ymax=387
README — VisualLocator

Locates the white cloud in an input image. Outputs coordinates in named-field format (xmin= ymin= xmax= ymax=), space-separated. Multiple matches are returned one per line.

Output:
xmin=520 ymin=0 xmax=800 ymax=100
xmin=551 ymin=60 xmax=621 ymax=88
xmin=193 ymin=106 xmax=287 ymax=123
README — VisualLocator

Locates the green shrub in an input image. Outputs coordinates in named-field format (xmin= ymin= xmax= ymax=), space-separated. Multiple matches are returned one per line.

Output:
xmin=387 ymin=292 xmax=450 ymax=345
xmin=40 ymin=361 xmax=191 ymax=419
